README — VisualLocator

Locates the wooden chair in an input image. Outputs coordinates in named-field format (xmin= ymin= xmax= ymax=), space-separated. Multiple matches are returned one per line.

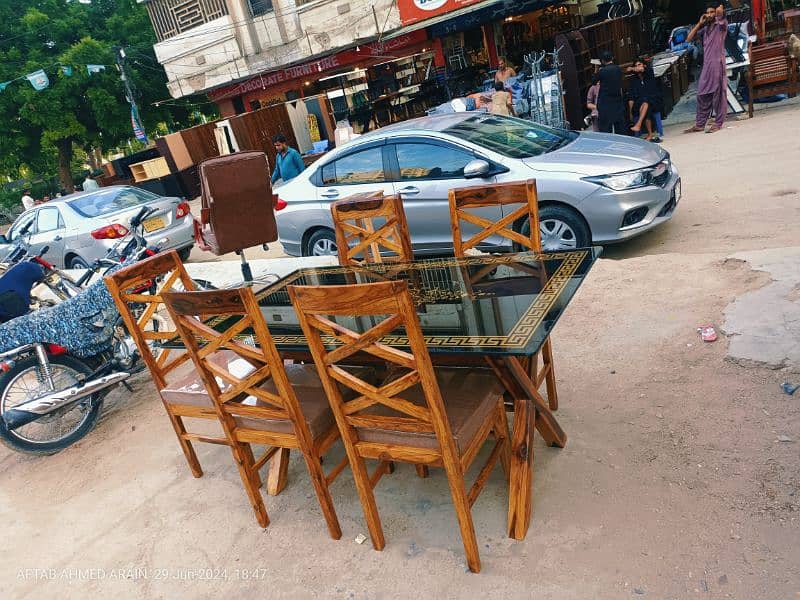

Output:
xmin=161 ymin=286 xmax=348 ymax=537
xmin=289 ymin=279 xmax=511 ymax=573
xmin=448 ymin=180 xmax=559 ymax=411
xmin=104 ymin=250 xmax=230 ymax=478
xmin=331 ymin=192 xmax=414 ymax=266
xmin=747 ymin=41 xmax=799 ymax=118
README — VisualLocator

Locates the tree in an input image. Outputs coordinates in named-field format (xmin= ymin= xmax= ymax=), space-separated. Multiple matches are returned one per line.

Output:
xmin=0 ymin=0 xmax=193 ymax=191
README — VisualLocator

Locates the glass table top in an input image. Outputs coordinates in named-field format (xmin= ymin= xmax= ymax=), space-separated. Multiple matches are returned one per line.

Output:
xmin=195 ymin=248 xmax=601 ymax=357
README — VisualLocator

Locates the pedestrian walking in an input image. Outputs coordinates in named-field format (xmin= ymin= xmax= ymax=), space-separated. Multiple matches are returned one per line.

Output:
xmin=685 ymin=2 xmax=729 ymax=134
xmin=490 ymin=81 xmax=515 ymax=116
xmin=20 ymin=189 xmax=35 ymax=211
xmin=271 ymin=134 xmax=305 ymax=185
xmin=596 ymin=51 xmax=627 ymax=135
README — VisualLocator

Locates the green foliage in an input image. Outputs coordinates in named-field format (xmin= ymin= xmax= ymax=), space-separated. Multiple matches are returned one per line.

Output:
xmin=0 ymin=0 xmax=200 ymax=184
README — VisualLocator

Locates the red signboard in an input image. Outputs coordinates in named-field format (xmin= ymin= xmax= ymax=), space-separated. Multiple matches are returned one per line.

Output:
xmin=209 ymin=30 xmax=428 ymax=101
xmin=398 ymin=0 xmax=484 ymax=26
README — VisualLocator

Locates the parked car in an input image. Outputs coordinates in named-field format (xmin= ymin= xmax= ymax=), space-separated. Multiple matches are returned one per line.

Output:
xmin=0 ymin=186 xmax=195 ymax=268
xmin=275 ymin=113 xmax=681 ymax=256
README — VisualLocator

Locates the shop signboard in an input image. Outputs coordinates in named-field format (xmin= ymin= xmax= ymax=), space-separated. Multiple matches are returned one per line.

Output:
xmin=398 ymin=0 xmax=485 ymax=26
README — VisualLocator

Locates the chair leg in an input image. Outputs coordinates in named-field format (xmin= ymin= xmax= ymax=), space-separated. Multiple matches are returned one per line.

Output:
xmin=267 ymin=448 xmax=290 ymax=496
xmin=494 ymin=403 xmax=512 ymax=480
xmin=348 ymin=454 xmax=386 ymax=551
xmin=442 ymin=461 xmax=481 ymax=573
xmin=302 ymin=453 xmax=343 ymax=540
xmin=230 ymin=442 xmax=270 ymax=528
xmin=542 ymin=338 xmax=558 ymax=411
xmin=415 ymin=465 xmax=430 ymax=478
xmin=242 ymin=443 xmax=263 ymax=489
xmin=168 ymin=413 xmax=203 ymax=478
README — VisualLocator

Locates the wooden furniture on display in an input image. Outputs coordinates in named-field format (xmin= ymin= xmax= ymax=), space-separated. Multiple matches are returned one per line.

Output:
xmin=160 ymin=249 xmax=602 ymax=543
xmin=129 ymin=157 xmax=171 ymax=183
xmin=104 ymin=251 xmax=230 ymax=478
xmin=161 ymin=286 xmax=350 ymax=536
xmin=289 ymin=280 xmax=511 ymax=573
xmin=746 ymin=41 xmax=799 ymax=117
xmin=330 ymin=193 xmax=414 ymax=266
xmin=449 ymin=180 xmax=558 ymax=412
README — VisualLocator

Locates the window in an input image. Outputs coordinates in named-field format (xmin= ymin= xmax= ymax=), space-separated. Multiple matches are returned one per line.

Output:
xmin=247 ymin=0 xmax=273 ymax=17
xmin=395 ymin=143 xmax=474 ymax=180
xmin=445 ymin=115 xmax=577 ymax=159
xmin=69 ymin=187 xmax=159 ymax=219
xmin=36 ymin=208 xmax=62 ymax=233
xmin=145 ymin=0 xmax=228 ymax=42
xmin=322 ymin=148 xmax=385 ymax=186
xmin=8 ymin=213 xmax=36 ymax=241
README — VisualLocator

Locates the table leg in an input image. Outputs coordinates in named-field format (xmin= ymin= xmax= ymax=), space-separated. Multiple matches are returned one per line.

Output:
xmin=267 ymin=448 xmax=290 ymax=496
xmin=507 ymin=396 xmax=534 ymax=540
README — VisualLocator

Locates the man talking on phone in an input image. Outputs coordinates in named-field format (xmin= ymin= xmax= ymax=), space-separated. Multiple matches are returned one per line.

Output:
xmin=685 ymin=2 xmax=729 ymax=134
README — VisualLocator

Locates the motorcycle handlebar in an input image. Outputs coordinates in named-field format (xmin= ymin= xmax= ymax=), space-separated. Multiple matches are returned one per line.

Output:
xmin=129 ymin=206 xmax=158 ymax=228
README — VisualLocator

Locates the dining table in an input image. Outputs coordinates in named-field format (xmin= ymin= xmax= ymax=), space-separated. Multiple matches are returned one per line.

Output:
xmin=165 ymin=248 xmax=601 ymax=540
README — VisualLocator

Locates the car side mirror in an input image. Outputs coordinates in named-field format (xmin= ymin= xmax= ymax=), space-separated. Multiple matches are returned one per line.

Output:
xmin=464 ymin=159 xmax=492 ymax=179
xmin=0 ymin=234 xmax=7 ymax=244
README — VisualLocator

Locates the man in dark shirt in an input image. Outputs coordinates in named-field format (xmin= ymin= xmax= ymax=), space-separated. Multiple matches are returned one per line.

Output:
xmin=0 ymin=262 xmax=45 ymax=322
xmin=596 ymin=51 xmax=627 ymax=135
xmin=627 ymin=58 xmax=661 ymax=141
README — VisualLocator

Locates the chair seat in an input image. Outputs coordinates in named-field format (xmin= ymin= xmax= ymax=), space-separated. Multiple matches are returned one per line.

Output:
xmin=159 ymin=350 xmax=238 ymax=408
xmin=357 ymin=368 xmax=503 ymax=455
xmin=233 ymin=364 xmax=334 ymax=440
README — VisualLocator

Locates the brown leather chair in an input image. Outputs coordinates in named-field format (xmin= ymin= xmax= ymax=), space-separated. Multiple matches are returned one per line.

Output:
xmin=195 ymin=151 xmax=278 ymax=280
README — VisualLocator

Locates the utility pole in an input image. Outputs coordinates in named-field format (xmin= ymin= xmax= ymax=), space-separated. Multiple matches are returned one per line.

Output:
xmin=115 ymin=45 xmax=148 ymax=145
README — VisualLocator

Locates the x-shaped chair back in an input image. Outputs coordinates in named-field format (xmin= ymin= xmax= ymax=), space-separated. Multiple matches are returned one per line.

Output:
xmin=331 ymin=193 xmax=414 ymax=266
xmin=160 ymin=287 xmax=304 ymax=431
xmin=289 ymin=280 xmax=455 ymax=452
xmin=104 ymin=250 xmax=198 ymax=389
xmin=449 ymin=180 xmax=542 ymax=256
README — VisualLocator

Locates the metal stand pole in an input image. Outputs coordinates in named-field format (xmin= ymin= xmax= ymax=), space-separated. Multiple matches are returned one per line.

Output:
xmin=237 ymin=250 xmax=253 ymax=283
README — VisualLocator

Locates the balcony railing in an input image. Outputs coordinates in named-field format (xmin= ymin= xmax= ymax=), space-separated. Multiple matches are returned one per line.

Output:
xmin=146 ymin=0 xmax=229 ymax=41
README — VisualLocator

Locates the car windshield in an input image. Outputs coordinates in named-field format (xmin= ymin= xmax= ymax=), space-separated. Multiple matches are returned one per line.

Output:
xmin=68 ymin=187 xmax=159 ymax=218
xmin=444 ymin=115 xmax=577 ymax=159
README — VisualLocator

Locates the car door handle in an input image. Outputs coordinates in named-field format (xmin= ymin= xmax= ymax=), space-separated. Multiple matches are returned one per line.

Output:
xmin=53 ymin=236 xmax=62 ymax=242
xmin=398 ymin=186 xmax=420 ymax=195
xmin=320 ymin=189 xmax=339 ymax=199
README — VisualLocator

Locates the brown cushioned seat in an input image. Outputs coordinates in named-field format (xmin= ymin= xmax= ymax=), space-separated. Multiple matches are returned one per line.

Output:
xmin=357 ymin=368 xmax=503 ymax=454
xmin=159 ymin=350 xmax=238 ymax=407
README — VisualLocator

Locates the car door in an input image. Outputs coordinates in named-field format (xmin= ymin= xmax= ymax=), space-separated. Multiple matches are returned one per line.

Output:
xmin=316 ymin=143 xmax=394 ymax=206
xmin=0 ymin=212 xmax=37 ymax=259
xmin=28 ymin=207 xmax=66 ymax=266
xmin=387 ymin=139 xmax=505 ymax=253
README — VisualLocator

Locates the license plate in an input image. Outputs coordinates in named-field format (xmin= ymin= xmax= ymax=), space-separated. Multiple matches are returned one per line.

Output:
xmin=142 ymin=217 xmax=165 ymax=233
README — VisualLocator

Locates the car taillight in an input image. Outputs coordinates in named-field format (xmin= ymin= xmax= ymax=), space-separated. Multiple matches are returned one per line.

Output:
xmin=175 ymin=201 xmax=191 ymax=219
xmin=274 ymin=195 xmax=287 ymax=211
xmin=91 ymin=223 xmax=129 ymax=239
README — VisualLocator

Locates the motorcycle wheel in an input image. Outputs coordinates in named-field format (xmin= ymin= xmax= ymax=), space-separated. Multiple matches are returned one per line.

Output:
xmin=0 ymin=354 xmax=103 ymax=455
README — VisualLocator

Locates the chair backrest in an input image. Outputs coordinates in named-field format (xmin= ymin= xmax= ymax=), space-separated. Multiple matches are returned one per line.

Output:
xmin=331 ymin=193 xmax=414 ymax=266
xmin=289 ymin=280 xmax=458 ymax=454
xmin=161 ymin=287 xmax=312 ymax=440
xmin=449 ymin=180 xmax=541 ymax=256
xmin=104 ymin=250 xmax=197 ymax=390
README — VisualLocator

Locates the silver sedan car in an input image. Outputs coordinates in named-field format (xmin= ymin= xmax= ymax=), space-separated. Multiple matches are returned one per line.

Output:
xmin=275 ymin=113 xmax=681 ymax=256
xmin=0 ymin=186 xmax=195 ymax=268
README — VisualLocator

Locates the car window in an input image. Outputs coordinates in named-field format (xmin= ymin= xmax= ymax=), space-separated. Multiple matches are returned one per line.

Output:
xmin=68 ymin=187 xmax=159 ymax=218
xmin=36 ymin=207 xmax=62 ymax=233
xmin=445 ymin=114 xmax=577 ymax=159
xmin=394 ymin=143 xmax=474 ymax=180
xmin=8 ymin=213 xmax=36 ymax=241
xmin=324 ymin=147 xmax=385 ymax=185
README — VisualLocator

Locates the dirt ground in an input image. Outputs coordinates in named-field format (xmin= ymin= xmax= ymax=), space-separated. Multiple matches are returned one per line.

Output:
xmin=2 ymin=106 xmax=800 ymax=600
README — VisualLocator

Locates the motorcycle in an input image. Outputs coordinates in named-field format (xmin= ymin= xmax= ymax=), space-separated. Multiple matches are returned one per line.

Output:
xmin=0 ymin=206 xmax=209 ymax=454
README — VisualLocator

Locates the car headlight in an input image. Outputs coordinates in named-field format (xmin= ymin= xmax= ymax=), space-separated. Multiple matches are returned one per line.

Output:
xmin=583 ymin=169 xmax=651 ymax=191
